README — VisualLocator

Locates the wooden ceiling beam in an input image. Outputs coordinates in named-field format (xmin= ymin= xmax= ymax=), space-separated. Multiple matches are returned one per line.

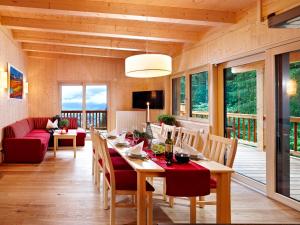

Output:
xmin=22 ymin=42 xmax=140 ymax=58
xmin=0 ymin=0 xmax=236 ymax=26
xmin=1 ymin=16 xmax=200 ymax=42
xmin=12 ymin=30 xmax=182 ymax=55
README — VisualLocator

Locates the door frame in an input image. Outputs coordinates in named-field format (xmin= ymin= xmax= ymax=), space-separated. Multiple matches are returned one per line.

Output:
xmin=59 ymin=82 xmax=110 ymax=130
xmin=217 ymin=53 xmax=267 ymax=193
xmin=265 ymin=41 xmax=300 ymax=210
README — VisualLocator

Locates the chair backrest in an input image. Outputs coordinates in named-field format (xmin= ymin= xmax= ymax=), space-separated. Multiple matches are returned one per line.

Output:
xmin=97 ymin=134 xmax=115 ymax=189
xmin=175 ymin=128 xmax=200 ymax=149
xmin=90 ymin=126 xmax=96 ymax=151
xmin=202 ymin=134 xmax=238 ymax=168
xmin=160 ymin=123 xmax=176 ymax=140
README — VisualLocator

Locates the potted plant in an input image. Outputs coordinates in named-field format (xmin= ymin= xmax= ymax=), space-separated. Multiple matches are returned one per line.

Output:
xmin=157 ymin=114 xmax=176 ymax=126
xmin=59 ymin=119 xmax=70 ymax=133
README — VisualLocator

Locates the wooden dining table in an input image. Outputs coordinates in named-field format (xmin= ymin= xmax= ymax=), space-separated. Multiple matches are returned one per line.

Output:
xmin=107 ymin=139 xmax=234 ymax=225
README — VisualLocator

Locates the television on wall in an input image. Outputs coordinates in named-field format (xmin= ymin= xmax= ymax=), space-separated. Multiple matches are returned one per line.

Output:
xmin=132 ymin=90 xmax=164 ymax=109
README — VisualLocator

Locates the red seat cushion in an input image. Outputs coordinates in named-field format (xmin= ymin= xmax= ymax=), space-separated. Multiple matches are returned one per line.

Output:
xmin=98 ymin=156 xmax=133 ymax=170
xmin=106 ymin=170 xmax=154 ymax=192
xmin=108 ymin=148 xmax=120 ymax=157
xmin=210 ymin=178 xmax=217 ymax=189
xmin=30 ymin=129 xmax=49 ymax=134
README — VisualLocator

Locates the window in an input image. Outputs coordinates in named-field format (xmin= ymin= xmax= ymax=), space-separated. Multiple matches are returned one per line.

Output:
xmin=190 ymin=71 xmax=209 ymax=119
xmin=61 ymin=85 xmax=83 ymax=110
xmin=61 ymin=84 xmax=107 ymax=129
xmin=86 ymin=85 xmax=107 ymax=110
xmin=172 ymin=76 xmax=186 ymax=116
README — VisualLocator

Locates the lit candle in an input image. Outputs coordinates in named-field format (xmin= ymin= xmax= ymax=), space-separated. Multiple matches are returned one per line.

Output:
xmin=146 ymin=102 xmax=150 ymax=122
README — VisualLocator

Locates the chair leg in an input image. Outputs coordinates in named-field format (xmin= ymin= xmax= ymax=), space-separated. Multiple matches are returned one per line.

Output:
xmin=93 ymin=161 xmax=97 ymax=184
xmin=104 ymin=180 xmax=109 ymax=210
xmin=198 ymin=196 xmax=205 ymax=208
xmin=92 ymin=156 xmax=95 ymax=175
xmin=147 ymin=192 xmax=153 ymax=225
xmin=169 ymin=196 xmax=174 ymax=208
xmin=110 ymin=190 xmax=116 ymax=225
xmin=190 ymin=197 xmax=196 ymax=224
xmin=163 ymin=178 xmax=167 ymax=201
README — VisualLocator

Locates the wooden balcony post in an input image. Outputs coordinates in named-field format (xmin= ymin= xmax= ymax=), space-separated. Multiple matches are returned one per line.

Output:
xmin=237 ymin=118 xmax=240 ymax=139
xmin=254 ymin=119 xmax=257 ymax=143
xmin=248 ymin=118 xmax=251 ymax=141
xmin=294 ymin=122 xmax=298 ymax=152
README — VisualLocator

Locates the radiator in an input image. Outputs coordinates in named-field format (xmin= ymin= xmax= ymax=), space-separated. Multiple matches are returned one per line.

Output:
xmin=116 ymin=111 xmax=146 ymax=133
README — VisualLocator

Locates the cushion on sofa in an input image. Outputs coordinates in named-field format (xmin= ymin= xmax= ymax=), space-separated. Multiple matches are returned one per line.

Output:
xmin=62 ymin=117 xmax=78 ymax=129
xmin=27 ymin=118 xmax=34 ymax=130
xmin=4 ymin=119 xmax=31 ymax=138
xmin=33 ymin=117 xmax=51 ymax=129
xmin=29 ymin=129 xmax=49 ymax=134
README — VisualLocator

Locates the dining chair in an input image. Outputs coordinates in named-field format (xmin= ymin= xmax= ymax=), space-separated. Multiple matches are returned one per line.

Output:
xmin=91 ymin=126 xmax=96 ymax=178
xmin=198 ymin=134 xmax=238 ymax=207
xmin=93 ymin=129 xmax=132 ymax=191
xmin=175 ymin=128 xmax=200 ymax=149
xmin=168 ymin=127 xmax=201 ymax=207
xmin=98 ymin=134 xmax=155 ymax=225
xmin=160 ymin=123 xmax=177 ymax=140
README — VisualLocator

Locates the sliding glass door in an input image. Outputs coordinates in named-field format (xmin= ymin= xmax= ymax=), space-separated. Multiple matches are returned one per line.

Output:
xmin=224 ymin=61 xmax=266 ymax=184
xmin=60 ymin=84 xmax=107 ymax=130
xmin=275 ymin=50 xmax=300 ymax=201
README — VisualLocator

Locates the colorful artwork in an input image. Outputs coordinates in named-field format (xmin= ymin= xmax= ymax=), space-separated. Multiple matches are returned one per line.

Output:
xmin=8 ymin=64 xmax=23 ymax=99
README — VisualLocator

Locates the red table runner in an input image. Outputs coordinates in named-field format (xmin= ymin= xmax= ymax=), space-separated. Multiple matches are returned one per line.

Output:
xmin=126 ymin=136 xmax=210 ymax=197
xmin=145 ymin=150 xmax=211 ymax=197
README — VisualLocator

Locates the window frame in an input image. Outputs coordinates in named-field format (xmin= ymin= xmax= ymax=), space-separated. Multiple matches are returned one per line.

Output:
xmin=189 ymin=70 xmax=209 ymax=121
xmin=170 ymin=65 xmax=210 ymax=123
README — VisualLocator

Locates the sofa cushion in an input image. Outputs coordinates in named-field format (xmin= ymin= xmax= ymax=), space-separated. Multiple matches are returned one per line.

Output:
xmin=30 ymin=129 xmax=49 ymax=134
xmin=66 ymin=118 xmax=78 ymax=129
xmin=4 ymin=119 xmax=31 ymax=138
xmin=33 ymin=117 xmax=51 ymax=129
xmin=27 ymin=118 xmax=34 ymax=130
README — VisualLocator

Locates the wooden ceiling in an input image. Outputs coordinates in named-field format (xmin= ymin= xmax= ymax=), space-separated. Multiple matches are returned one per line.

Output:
xmin=0 ymin=0 xmax=256 ymax=59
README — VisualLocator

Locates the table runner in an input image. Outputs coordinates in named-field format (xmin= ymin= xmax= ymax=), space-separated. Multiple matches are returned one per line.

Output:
xmin=126 ymin=137 xmax=210 ymax=197
xmin=145 ymin=150 xmax=211 ymax=197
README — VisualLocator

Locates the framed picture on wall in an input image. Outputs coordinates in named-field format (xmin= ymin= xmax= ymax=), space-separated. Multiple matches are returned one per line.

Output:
xmin=8 ymin=63 xmax=23 ymax=99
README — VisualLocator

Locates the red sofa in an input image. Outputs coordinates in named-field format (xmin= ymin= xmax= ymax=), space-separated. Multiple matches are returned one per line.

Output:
xmin=2 ymin=117 xmax=86 ymax=163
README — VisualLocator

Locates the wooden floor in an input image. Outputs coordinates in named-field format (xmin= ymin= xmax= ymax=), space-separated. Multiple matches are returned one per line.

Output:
xmin=234 ymin=144 xmax=300 ymax=200
xmin=0 ymin=141 xmax=299 ymax=225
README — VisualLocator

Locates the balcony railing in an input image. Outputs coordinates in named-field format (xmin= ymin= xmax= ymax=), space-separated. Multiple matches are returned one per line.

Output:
xmin=61 ymin=110 xmax=107 ymax=130
xmin=191 ymin=111 xmax=300 ymax=152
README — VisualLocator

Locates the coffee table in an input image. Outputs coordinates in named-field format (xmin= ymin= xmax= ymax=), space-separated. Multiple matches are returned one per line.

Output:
xmin=53 ymin=130 xmax=77 ymax=158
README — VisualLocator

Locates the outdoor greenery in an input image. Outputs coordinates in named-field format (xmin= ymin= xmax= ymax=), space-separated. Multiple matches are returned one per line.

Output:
xmin=289 ymin=62 xmax=300 ymax=151
xmin=190 ymin=71 xmax=209 ymax=118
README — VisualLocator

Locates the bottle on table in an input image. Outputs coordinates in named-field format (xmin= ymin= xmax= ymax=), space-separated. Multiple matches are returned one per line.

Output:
xmin=165 ymin=131 xmax=174 ymax=166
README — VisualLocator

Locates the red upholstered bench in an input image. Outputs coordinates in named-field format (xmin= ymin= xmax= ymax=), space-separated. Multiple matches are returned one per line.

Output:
xmin=2 ymin=117 xmax=86 ymax=163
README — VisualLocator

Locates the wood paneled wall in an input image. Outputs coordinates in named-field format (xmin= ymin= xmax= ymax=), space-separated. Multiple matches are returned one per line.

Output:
xmin=28 ymin=55 xmax=169 ymax=130
xmin=0 ymin=27 xmax=28 ymax=154
xmin=173 ymin=6 xmax=300 ymax=73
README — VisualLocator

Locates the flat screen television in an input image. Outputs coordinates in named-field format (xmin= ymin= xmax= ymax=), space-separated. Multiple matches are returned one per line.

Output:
xmin=132 ymin=90 xmax=164 ymax=109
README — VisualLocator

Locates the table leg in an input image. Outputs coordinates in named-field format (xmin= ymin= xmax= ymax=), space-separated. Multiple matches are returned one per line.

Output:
xmin=73 ymin=137 xmax=76 ymax=158
xmin=137 ymin=172 xmax=147 ymax=225
xmin=54 ymin=137 xmax=57 ymax=157
xmin=216 ymin=173 xmax=231 ymax=224
xmin=190 ymin=197 xmax=196 ymax=223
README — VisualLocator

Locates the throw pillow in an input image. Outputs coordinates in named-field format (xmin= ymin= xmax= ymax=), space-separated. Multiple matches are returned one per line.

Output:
xmin=46 ymin=119 xmax=58 ymax=129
